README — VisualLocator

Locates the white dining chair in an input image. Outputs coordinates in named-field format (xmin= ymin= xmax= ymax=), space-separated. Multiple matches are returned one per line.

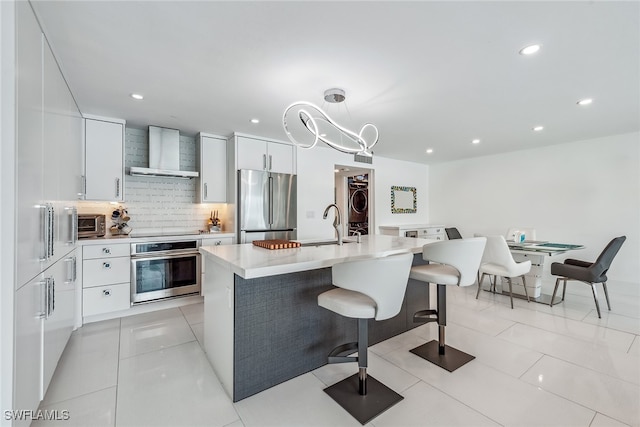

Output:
xmin=477 ymin=235 xmax=531 ymax=308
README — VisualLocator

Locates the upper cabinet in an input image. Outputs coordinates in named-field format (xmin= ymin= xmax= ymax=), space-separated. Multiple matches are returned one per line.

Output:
xmin=197 ymin=133 xmax=227 ymax=203
xmin=16 ymin=1 xmax=82 ymax=288
xmin=84 ymin=116 xmax=125 ymax=201
xmin=236 ymin=135 xmax=296 ymax=175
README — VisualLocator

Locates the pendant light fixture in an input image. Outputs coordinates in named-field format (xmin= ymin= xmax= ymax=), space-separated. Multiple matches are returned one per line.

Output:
xmin=282 ymin=88 xmax=379 ymax=157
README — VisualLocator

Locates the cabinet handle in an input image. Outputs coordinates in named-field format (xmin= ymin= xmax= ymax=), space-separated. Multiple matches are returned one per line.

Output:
xmin=103 ymin=262 xmax=111 ymax=269
xmin=64 ymin=256 xmax=77 ymax=283
xmin=39 ymin=280 xmax=48 ymax=318
xmin=39 ymin=204 xmax=54 ymax=261
xmin=102 ymin=247 xmax=111 ymax=254
xmin=204 ymin=183 xmax=208 ymax=199
xmin=79 ymin=175 xmax=86 ymax=200
xmin=65 ymin=206 xmax=77 ymax=244
xmin=115 ymin=178 xmax=120 ymax=198
xmin=269 ymin=155 xmax=272 ymax=171
xmin=263 ymin=154 xmax=267 ymax=170
xmin=103 ymin=289 xmax=111 ymax=297
xmin=49 ymin=277 xmax=55 ymax=316
xmin=39 ymin=205 xmax=48 ymax=261
xmin=215 ymin=240 xmax=221 ymax=246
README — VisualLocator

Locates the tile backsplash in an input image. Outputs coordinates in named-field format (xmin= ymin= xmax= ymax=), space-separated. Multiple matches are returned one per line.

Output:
xmin=78 ymin=127 xmax=228 ymax=234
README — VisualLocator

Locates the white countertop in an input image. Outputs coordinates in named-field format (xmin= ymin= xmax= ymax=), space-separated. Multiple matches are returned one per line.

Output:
xmin=379 ymin=224 xmax=444 ymax=230
xmin=199 ymin=234 xmax=435 ymax=279
xmin=78 ymin=231 xmax=235 ymax=245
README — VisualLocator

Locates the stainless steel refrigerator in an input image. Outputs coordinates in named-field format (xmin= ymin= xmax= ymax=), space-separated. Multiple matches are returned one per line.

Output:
xmin=238 ymin=169 xmax=297 ymax=243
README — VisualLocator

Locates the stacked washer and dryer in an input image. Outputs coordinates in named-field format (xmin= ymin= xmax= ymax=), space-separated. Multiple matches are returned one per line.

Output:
xmin=347 ymin=174 xmax=369 ymax=236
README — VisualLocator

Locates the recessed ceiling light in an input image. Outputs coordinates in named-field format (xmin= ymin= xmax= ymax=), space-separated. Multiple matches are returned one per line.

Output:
xmin=577 ymin=98 xmax=593 ymax=106
xmin=532 ymin=126 xmax=544 ymax=132
xmin=471 ymin=139 xmax=481 ymax=144
xmin=519 ymin=44 xmax=541 ymax=55
xmin=130 ymin=93 xmax=144 ymax=100
xmin=426 ymin=148 xmax=433 ymax=154
xmin=250 ymin=118 xmax=260 ymax=124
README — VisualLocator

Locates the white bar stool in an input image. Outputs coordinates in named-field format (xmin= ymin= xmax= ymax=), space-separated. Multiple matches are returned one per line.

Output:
xmin=408 ymin=238 xmax=486 ymax=372
xmin=318 ymin=252 xmax=413 ymax=425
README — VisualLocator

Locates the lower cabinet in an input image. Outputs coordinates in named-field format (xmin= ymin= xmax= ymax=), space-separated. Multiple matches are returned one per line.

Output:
xmin=14 ymin=249 xmax=77 ymax=427
xmin=82 ymin=243 xmax=130 ymax=317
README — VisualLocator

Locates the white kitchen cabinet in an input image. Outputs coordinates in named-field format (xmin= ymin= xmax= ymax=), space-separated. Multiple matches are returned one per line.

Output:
xmin=14 ymin=274 xmax=45 ymax=425
xmin=13 ymin=3 xmax=82 ymax=422
xmin=42 ymin=251 xmax=77 ymax=395
xmin=82 ymin=243 xmax=130 ymax=317
xmin=14 ymin=249 xmax=77 ymax=423
xmin=15 ymin=1 xmax=45 ymax=290
xmin=236 ymin=135 xmax=296 ymax=174
xmin=197 ymin=133 xmax=227 ymax=203
xmin=84 ymin=117 xmax=125 ymax=201
xmin=15 ymin=8 xmax=82 ymax=290
xmin=199 ymin=236 xmax=233 ymax=286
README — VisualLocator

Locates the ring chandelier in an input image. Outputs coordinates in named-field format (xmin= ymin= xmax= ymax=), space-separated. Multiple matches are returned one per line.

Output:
xmin=282 ymin=88 xmax=379 ymax=157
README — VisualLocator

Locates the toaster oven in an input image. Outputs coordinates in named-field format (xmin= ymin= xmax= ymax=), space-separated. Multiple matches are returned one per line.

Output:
xmin=77 ymin=214 xmax=106 ymax=238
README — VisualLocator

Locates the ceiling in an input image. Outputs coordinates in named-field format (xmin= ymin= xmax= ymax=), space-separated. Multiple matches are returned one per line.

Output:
xmin=31 ymin=1 xmax=639 ymax=164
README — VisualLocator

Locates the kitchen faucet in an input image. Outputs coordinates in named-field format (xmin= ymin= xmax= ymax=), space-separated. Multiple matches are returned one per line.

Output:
xmin=323 ymin=203 xmax=343 ymax=245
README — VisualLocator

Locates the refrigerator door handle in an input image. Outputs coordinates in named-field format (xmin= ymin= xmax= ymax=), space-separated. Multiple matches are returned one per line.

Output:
xmin=268 ymin=176 xmax=273 ymax=225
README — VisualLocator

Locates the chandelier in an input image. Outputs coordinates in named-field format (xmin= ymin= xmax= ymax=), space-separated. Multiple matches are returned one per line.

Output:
xmin=282 ymin=88 xmax=379 ymax=157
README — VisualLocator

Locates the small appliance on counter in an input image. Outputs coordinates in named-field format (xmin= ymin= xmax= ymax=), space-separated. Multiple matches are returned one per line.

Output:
xmin=77 ymin=214 xmax=106 ymax=238
xmin=110 ymin=206 xmax=132 ymax=235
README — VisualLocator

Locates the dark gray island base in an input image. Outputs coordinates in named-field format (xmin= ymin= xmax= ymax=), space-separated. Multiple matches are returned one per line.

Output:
xmin=200 ymin=234 xmax=437 ymax=402
xmin=233 ymin=254 xmax=428 ymax=402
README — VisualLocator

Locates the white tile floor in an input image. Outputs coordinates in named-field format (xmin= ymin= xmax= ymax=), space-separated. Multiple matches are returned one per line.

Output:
xmin=37 ymin=279 xmax=640 ymax=427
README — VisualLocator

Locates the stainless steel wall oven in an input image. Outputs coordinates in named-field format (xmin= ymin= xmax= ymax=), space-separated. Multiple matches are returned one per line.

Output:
xmin=130 ymin=240 xmax=201 ymax=304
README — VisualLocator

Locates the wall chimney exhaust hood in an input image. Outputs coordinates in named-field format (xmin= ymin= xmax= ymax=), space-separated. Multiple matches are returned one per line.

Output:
xmin=129 ymin=126 xmax=199 ymax=178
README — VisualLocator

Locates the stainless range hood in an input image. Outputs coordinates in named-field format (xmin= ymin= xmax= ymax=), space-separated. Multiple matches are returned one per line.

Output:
xmin=129 ymin=126 xmax=199 ymax=178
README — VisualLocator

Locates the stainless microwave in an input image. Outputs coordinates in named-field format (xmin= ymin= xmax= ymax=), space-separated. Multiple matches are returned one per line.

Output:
xmin=77 ymin=214 xmax=106 ymax=238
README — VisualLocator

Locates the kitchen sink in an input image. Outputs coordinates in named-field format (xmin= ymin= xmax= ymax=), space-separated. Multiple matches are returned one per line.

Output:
xmin=299 ymin=240 xmax=354 ymax=247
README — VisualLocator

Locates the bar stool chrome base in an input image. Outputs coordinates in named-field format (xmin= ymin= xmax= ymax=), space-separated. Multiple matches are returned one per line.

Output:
xmin=324 ymin=373 xmax=403 ymax=425
xmin=410 ymin=340 xmax=475 ymax=372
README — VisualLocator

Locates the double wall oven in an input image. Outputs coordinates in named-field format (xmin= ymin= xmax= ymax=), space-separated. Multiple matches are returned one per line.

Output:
xmin=130 ymin=240 xmax=201 ymax=304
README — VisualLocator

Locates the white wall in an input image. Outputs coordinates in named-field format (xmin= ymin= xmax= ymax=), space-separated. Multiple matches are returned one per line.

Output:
xmin=297 ymin=145 xmax=429 ymax=240
xmin=429 ymin=132 xmax=639 ymax=282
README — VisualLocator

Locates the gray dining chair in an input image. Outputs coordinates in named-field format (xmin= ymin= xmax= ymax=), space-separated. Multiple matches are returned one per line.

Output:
xmin=550 ymin=236 xmax=626 ymax=318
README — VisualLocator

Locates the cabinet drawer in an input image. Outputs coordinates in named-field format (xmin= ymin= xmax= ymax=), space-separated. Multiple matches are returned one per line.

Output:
xmin=418 ymin=227 xmax=444 ymax=236
xmin=200 ymin=237 xmax=233 ymax=247
xmin=83 ymin=243 xmax=129 ymax=259
xmin=83 ymin=283 xmax=130 ymax=317
xmin=83 ymin=257 xmax=130 ymax=288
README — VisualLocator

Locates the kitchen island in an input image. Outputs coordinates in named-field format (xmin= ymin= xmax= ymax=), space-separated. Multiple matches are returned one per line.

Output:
xmin=199 ymin=235 xmax=436 ymax=401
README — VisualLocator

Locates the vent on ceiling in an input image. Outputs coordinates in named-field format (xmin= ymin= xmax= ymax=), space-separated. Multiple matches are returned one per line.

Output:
xmin=354 ymin=153 xmax=373 ymax=164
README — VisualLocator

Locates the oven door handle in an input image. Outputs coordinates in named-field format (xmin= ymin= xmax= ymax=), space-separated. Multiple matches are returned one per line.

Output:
xmin=131 ymin=251 xmax=200 ymax=260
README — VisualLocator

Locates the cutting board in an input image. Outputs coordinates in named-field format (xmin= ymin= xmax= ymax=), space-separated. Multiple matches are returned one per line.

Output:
xmin=252 ymin=239 xmax=301 ymax=250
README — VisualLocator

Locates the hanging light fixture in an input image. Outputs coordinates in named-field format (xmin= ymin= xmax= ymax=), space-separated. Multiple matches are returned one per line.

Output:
xmin=282 ymin=88 xmax=379 ymax=157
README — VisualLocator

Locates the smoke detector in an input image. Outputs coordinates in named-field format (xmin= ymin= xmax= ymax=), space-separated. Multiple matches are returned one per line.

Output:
xmin=324 ymin=88 xmax=346 ymax=103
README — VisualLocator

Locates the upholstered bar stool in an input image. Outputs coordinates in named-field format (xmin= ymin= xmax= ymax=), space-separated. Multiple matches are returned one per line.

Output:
xmin=409 ymin=238 xmax=487 ymax=372
xmin=318 ymin=252 xmax=413 ymax=425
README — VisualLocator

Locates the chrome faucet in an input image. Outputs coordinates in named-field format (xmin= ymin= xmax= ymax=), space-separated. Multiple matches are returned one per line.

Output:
xmin=323 ymin=203 xmax=343 ymax=245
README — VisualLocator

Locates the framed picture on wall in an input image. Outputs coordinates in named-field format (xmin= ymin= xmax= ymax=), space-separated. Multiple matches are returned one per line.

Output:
xmin=391 ymin=186 xmax=417 ymax=213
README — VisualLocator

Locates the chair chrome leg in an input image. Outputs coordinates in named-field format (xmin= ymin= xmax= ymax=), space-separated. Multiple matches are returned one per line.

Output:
xmin=521 ymin=275 xmax=530 ymax=302
xmin=550 ymin=278 xmax=561 ymax=307
xmin=602 ymin=282 xmax=612 ymax=311
xmin=507 ymin=277 xmax=514 ymax=309
xmin=476 ymin=273 xmax=486 ymax=299
xmin=591 ymin=283 xmax=602 ymax=318
xmin=357 ymin=318 xmax=368 ymax=395
xmin=561 ymin=278 xmax=567 ymax=301
xmin=409 ymin=283 xmax=475 ymax=372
